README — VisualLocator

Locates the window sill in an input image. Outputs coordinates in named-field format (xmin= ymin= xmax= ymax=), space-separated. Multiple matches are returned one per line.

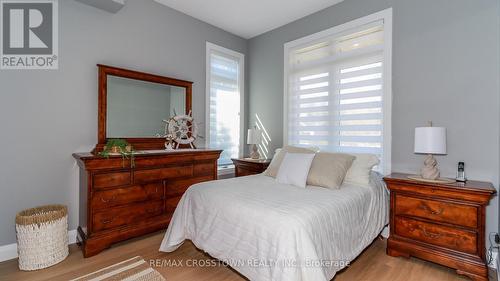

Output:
xmin=218 ymin=165 xmax=235 ymax=177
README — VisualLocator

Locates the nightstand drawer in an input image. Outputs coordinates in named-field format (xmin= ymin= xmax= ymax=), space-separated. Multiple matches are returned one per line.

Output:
xmin=236 ymin=166 xmax=259 ymax=176
xmin=394 ymin=216 xmax=477 ymax=254
xmin=232 ymin=158 xmax=271 ymax=177
xmin=395 ymin=195 xmax=478 ymax=228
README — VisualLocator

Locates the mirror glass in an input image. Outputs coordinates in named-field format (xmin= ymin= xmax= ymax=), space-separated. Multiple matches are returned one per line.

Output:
xmin=106 ymin=75 xmax=186 ymax=138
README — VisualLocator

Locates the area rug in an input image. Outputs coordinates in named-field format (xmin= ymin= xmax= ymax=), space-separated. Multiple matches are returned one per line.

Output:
xmin=71 ymin=256 xmax=165 ymax=281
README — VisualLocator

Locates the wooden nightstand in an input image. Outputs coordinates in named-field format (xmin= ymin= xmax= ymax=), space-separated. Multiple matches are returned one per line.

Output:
xmin=231 ymin=158 xmax=271 ymax=177
xmin=384 ymin=173 xmax=496 ymax=281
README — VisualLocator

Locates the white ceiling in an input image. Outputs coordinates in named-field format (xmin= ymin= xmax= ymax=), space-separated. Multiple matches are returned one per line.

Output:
xmin=154 ymin=0 xmax=344 ymax=39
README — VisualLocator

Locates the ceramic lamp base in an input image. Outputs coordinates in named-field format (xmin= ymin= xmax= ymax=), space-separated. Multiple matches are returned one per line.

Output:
xmin=421 ymin=154 xmax=440 ymax=180
xmin=249 ymin=144 xmax=260 ymax=159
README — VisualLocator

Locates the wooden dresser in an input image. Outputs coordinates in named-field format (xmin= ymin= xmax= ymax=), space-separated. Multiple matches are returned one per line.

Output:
xmin=384 ymin=173 xmax=496 ymax=281
xmin=73 ymin=149 xmax=221 ymax=257
xmin=231 ymin=158 xmax=271 ymax=177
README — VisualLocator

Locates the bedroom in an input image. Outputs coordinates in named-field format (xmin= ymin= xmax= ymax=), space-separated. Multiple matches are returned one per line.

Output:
xmin=0 ymin=0 xmax=499 ymax=280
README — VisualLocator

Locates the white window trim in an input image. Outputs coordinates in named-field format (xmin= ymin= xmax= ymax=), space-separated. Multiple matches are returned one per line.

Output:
xmin=283 ymin=8 xmax=393 ymax=175
xmin=205 ymin=42 xmax=246 ymax=161
xmin=218 ymin=165 xmax=235 ymax=177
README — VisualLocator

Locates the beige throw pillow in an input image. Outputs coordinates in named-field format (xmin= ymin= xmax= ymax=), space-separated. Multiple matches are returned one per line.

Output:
xmin=344 ymin=153 xmax=380 ymax=185
xmin=263 ymin=146 xmax=316 ymax=177
xmin=307 ymin=152 xmax=355 ymax=189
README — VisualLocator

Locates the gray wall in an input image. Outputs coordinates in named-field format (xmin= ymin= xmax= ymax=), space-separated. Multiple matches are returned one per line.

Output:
xmin=248 ymin=0 xmax=500 ymax=243
xmin=0 ymin=0 xmax=246 ymax=245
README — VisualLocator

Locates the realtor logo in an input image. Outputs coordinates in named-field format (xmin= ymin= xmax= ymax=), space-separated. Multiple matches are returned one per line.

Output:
xmin=1 ymin=0 xmax=58 ymax=69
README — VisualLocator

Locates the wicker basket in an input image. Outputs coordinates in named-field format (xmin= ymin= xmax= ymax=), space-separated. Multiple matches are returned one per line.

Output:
xmin=15 ymin=205 xmax=69 ymax=271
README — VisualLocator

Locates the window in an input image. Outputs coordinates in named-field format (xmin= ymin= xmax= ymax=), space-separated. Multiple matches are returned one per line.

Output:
xmin=284 ymin=9 xmax=392 ymax=174
xmin=206 ymin=42 xmax=245 ymax=166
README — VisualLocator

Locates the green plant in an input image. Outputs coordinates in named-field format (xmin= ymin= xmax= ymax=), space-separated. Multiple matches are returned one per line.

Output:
xmin=99 ymin=139 xmax=135 ymax=167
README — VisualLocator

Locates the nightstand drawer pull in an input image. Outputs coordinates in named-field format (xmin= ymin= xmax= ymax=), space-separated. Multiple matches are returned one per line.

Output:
xmin=418 ymin=203 xmax=443 ymax=215
xmin=100 ymin=195 xmax=117 ymax=203
xmin=101 ymin=217 xmax=115 ymax=224
xmin=421 ymin=227 xmax=441 ymax=239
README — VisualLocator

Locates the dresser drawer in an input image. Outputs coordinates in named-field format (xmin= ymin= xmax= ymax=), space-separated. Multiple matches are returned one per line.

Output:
xmin=394 ymin=216 xmax=477 ymax=254
xmin=194 ymin=162 xmax=215 ymax=176
xmin=91 ymin=183 xmax=164 ymax=209
xmin=92 ymin=201 xmax=164 ymax=232
xmin=93 ymin=171 xmax=131 ymax=189
xmin=165 ymin=196 xmax=183 ymax=213
xmin=166 ymin=175 xmax=214 ymax=197
xmin=395 ymin=195 xmax=478 ymax=228
xmin=134 ymin=165 xmax=193 ymax=184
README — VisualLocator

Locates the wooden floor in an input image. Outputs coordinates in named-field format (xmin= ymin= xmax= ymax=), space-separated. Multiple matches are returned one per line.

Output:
xmin=0 ymin=231 xmax=492 ymax=281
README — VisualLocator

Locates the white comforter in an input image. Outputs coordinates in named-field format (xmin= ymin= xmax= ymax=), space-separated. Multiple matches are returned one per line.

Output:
xmin=160 ymin=174 xmax=389 ymax=281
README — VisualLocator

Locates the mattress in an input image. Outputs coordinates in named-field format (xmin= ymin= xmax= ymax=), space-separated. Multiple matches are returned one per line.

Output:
xmin=160 ymin=173 xmax=389 ymax=281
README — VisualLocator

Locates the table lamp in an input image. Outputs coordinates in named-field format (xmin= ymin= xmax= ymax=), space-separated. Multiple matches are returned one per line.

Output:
xmin=247 ymin=126 xmax=261 ymax=159
xmin=413 ymin=123 xmax=447 ymax=180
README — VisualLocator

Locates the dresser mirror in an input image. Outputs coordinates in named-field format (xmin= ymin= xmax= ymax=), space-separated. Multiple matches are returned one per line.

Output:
xmin=96 ymin=64 xmax=192 ymax=152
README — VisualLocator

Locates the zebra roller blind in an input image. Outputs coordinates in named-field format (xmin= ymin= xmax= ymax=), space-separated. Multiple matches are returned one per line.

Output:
xmin=285 ymin=17 xmax=391 ymax=173
xmin=207 ymin=43 xmax=244 ymax=166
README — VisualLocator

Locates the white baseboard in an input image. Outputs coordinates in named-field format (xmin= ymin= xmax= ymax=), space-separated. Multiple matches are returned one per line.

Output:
xmin=68 ymin=229 xmax=78 ymax=244
xmin=0 ymin=229 xmax=77 ymax=263
xmin=0 ymin=243 xmax=18 ymax=263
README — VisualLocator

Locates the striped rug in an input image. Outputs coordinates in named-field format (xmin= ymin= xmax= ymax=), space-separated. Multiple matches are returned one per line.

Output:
xmin=71 ymin=256 xmax=165 ymax=281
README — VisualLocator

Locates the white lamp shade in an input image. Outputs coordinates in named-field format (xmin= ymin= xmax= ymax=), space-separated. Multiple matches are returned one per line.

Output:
xmin=247 ymin=129 xmax=261 ymax=144
xmin=414 ymin=127 xmax=447 ymax=154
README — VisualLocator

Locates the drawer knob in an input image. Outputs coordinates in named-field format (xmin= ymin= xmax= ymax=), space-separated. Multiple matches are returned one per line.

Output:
xmin=418 ymin=203 xmax=443 ymax=215
xmin=101 ymin=195 xmax=117 ymax=203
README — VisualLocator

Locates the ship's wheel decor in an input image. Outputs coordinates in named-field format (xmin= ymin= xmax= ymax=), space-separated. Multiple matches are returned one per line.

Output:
xmin=161 ymin=111 xmax=201 ymax=149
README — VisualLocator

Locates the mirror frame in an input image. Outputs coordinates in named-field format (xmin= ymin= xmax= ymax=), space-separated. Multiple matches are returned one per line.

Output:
xmin=95 ymin=64 xmax=193 ymax=152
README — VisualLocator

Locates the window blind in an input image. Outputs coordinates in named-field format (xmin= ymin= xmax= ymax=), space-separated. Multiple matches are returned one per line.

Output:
xmin=286 ymin=21 xmax=387 ymax=171
xmin=207 ymin=48 xmax=242 ymax=166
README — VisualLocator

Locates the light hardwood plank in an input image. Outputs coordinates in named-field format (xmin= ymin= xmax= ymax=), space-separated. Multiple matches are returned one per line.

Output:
xmin=0 ymin=232 xmax=493 ymax=281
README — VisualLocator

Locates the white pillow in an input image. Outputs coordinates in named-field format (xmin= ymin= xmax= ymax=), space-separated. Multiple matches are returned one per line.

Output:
xmin=276 ymin=153 xmax=315 ymax=188
xmin=263 ymin=146 xmax=317 ymax=177
xmin=344 ymin=153 xmax=380 ymax=185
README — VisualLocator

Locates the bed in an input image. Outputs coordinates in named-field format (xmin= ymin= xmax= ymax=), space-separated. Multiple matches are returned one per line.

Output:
xmin=159 ymin=172 xmax=389 ymax=281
